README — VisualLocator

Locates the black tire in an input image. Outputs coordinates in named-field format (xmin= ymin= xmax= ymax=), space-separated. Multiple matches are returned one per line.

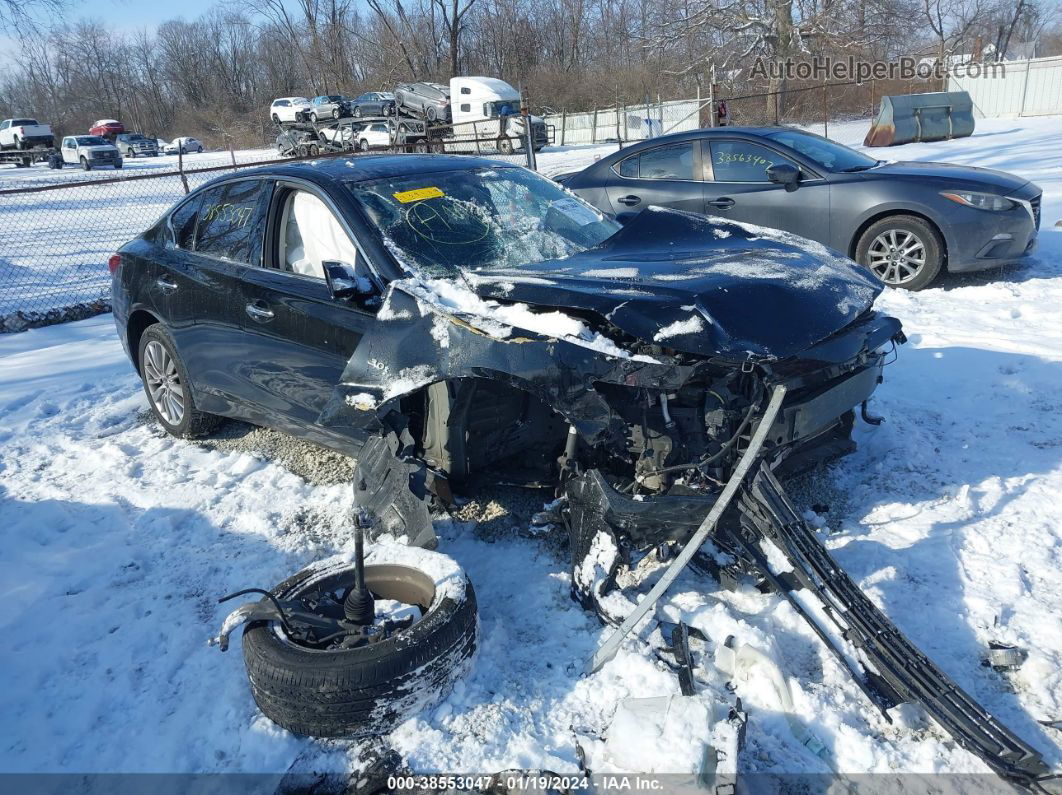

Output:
xmin=126 ymin=149 xmax=136 ymax=158
xmin=138 ymin=324 xmax=220 ymax=438
xmin=332 ymin=108 xmax=340 ymax=120
xmin=309 ymin=112 xmax=318 ymax=123
xmin=855 ymin=214 xmax=943 ymax=291
xmin=13 ymin=135 xmax=22 ymax=149
xmin=196 ymin=146 xmax=203 ymax=153
xmin=497 ymin=136 xmax=514 ymax=155
xmin=308 ymin=143 xmax=320 ymax=157
xmin=80 ymin=156 xmax=91 ymax=171
xmin=353 ymin=106 xmax=362 ymax=118
xmin=272 ymin=113 xmax=280 ymax=125
xmin=359 ymin=139 xmax=369 ymax=152
xmin=426 ymin=105 xmax=438 ymax=122
xmin=241 ymin=552 xmax=477 ymax=738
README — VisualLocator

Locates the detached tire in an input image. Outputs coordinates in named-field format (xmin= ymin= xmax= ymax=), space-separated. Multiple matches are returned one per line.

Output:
xmin=242 ymin=550 xmax=478 ymax=738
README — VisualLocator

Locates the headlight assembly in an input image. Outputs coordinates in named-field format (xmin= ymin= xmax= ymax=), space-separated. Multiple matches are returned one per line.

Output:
xmin=941 ymin=191 xmax=1016 ymax=211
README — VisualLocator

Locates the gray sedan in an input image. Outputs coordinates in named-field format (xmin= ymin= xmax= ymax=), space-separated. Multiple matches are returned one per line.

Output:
xmin=562 ymin=127 xmax=1041 ymax=289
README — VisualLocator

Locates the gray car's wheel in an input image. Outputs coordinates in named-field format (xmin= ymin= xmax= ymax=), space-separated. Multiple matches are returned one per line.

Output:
xmin=856 ymin=215 xmax=943 ymax=291
xmin=426 ymin=105 xmax=438 ymax=122
xmin=332 ymin=108 xmax=340 ymax=119
xmin=138 ymin=324 xmax=220 ymax=438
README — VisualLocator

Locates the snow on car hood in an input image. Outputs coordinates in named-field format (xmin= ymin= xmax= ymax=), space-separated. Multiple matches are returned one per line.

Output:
xmin=467 ymin=207 xmax=883 ymax=361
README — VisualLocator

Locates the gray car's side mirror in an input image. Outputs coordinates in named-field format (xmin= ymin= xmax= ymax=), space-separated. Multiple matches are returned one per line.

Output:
xmin=323 ymin=261 xmax=381 ymax=307
xmin=767 ymin=163 xmax=801 ymax=192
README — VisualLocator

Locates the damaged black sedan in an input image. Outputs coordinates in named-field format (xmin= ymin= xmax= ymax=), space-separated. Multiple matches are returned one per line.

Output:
xmin=111 ymin=155 xmax=1050 ymax=786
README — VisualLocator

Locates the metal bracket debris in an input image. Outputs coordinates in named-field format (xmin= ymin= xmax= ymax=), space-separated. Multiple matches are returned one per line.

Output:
xmin=585 ymin=384 xmax=788 ymax=674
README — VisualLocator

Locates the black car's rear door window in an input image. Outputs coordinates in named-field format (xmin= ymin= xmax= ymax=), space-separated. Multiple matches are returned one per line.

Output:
xmin=709 ymin=140 xmax=797 ymax=182
xmin=194 ymin=179 xmax=268 ymax=263
xmin=167 ymin=194 xmax=202 ymax=249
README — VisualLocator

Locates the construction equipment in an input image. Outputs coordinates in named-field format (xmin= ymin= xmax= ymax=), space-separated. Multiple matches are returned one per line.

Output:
xmin=864 ymin=91 xmax=975 ymax=147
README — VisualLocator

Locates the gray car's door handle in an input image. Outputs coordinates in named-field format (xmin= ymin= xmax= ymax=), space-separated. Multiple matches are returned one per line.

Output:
xmin=156 ymin=276 xmax=178 ymax=291
xmin=617 ymin=195 xmax=641 ymax=206
xmin=245 ymin=302 xmax=275 ymax=322
xmin=707 ymin=198 xmax=735 ymax=209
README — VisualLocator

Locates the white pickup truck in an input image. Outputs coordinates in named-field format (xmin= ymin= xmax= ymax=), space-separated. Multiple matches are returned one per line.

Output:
xmin=58 ymin=135 xmax=123 ymax=170
xmin=0 ymin=118 xmax=54 ymax=150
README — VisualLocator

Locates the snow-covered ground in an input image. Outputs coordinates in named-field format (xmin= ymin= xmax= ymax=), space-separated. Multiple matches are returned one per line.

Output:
xmin=1 ymin=118 xmax=1061 ymax=782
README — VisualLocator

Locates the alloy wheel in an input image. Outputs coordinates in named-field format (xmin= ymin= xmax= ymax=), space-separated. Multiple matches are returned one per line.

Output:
xmin=867 ymin=229 xmax=926 ymax=286
xmin=143 ymin=340 xmax=185 ymax=425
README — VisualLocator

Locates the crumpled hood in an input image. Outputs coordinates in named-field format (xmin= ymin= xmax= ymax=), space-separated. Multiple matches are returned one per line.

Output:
xmin=870 ymin=160 xmax=1030 ymax=193
xmin=469 ymin=207 xmax=883 ymax=362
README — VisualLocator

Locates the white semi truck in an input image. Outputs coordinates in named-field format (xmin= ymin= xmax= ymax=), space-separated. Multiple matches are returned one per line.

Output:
xmin=446 ymin=77 xmax=549 ymax=153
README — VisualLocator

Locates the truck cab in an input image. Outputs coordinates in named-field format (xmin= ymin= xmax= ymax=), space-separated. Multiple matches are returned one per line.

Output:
xmin=448 ymin=77 xmax=548 ymax=152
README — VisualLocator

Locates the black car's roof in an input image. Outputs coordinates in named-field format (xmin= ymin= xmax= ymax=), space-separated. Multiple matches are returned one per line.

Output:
xmin=228 ymin=154 xmax=516 ymax=186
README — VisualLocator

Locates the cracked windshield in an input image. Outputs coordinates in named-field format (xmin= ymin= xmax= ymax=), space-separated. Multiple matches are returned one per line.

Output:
xmin=349 ymin=166 xmax=621 ymax=276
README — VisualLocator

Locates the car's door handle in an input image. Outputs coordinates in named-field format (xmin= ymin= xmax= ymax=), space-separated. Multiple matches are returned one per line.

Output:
xmin=245 ymin=302 xmax=275 ymax=322
xmin=707 ymin=198 xmax=735 ymax=209
xmin=617 ymin=195 xmax=641 ymax=206
xmin=156 ymin=276 xmax=178 ymax=291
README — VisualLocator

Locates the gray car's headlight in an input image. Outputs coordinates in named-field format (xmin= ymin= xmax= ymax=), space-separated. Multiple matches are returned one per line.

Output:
xmin=941 ymin=191 xmax=1016 ymax=211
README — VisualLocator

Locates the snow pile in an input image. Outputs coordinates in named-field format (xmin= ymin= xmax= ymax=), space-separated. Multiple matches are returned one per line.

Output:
xmin=394 ymin=276 xmax=657 ymax=362
xmin=654 ymin=315 xmax=704 ymax=341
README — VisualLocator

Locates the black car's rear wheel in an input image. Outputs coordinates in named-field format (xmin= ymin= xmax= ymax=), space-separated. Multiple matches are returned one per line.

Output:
xmin=353 ymin=107 xmax=362 ymax=118
xmin=138 ymin=324 xmax=220 ymax=438
xmin=856 ymin=215 xmax=943 ymax=290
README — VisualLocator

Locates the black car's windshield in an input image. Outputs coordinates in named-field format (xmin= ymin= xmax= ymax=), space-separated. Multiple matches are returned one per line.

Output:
xmin=764 ymin=129 xmax=879 ymax=172
xmin=349 ymin=167 xmax=621 ymax=277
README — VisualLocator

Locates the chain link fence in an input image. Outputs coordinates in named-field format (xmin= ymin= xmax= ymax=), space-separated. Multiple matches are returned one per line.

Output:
xmin=0 ymin=141 xmax=532 ymax=332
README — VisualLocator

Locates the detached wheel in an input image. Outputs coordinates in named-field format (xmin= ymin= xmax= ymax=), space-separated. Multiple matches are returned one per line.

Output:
xmin=497 ymin=136 xmax=514 ymax=155
xmin=241 ymin=549 xmax=478 ymax=738
xmin=138 ymin=324 xmax=220 ymax=438
xmin=856 ymin=215 xmax=943 ymax=290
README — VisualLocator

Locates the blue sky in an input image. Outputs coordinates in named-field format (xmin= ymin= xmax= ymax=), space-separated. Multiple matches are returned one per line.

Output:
xmin=74 ymin=0 xmax=222 ymax=29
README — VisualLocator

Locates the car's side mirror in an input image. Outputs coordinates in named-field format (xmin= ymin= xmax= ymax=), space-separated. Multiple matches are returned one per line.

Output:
xmin=323 ymin=261 xmax=381 ymax=308
xmin=767 ymin=163 xmax=801 ymax=192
